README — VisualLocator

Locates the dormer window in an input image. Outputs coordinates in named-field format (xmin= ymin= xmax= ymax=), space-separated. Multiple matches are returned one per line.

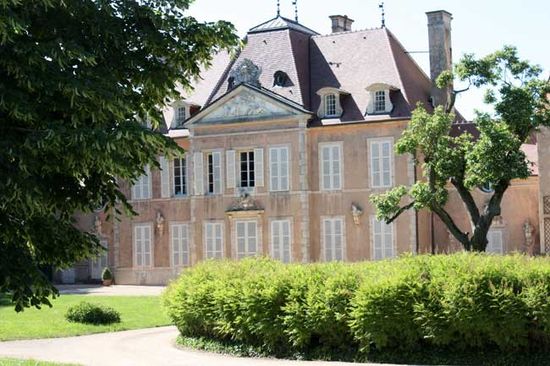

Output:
xmin=273 ymin=71 xmax=289 ymax=87
xmin=175 ymin=106 xmax=186 ymax=127
xmin=227 ymin=77 xmax=235 ymax=91
xmin=325 ymin=94 xmax=337 ymax=116
xmin=365 ymin=83 xmax=396 ymax=115
xmin=317 ymin=87 xmax=349 ymax=120
xmin=374 ymin=90 xmax=386 ymax=112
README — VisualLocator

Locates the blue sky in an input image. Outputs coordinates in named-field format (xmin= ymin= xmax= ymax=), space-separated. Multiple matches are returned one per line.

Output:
xmin=187 ymin=0 xmax=550 ymax=120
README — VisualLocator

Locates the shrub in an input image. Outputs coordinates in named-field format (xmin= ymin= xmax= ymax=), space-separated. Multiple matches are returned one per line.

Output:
xmin=65 ymin=301 xmax=121 ymax=325
xmin=163 ymin=254 xmax=550 ymax=358
xmin=101 ymin=267 xmax=113 ymax=281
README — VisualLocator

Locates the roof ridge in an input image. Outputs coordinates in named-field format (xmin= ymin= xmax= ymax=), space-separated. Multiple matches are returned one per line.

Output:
xmin=311 ymin=26 xmax=384 ymax=38
xmin=384 ymin=28 xmax=432 ymax=86
xmin=383 ymin=28 xmax=410 ymax=105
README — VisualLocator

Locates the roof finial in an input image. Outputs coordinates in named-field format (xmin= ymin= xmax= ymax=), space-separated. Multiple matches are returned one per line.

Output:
xmin=379 ymin=2 xmax=386 ymax=28
xmin=292 ymin=0 xmax=298 ymax=22
xmin=276 ymin=0 xmax=280 ymax=17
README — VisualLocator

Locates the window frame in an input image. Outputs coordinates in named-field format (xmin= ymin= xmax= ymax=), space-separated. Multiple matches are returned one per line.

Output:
xmin=206 ymin=151 xmax=222 ymax=195
xmin=368 ymin=138 xmax=394 ymax=189
xmin=321 ymin=216 xmax=346 ymax=261
xmin=170 ymin=222 xmax=190 ymax=267
xmin=324 ymin=93 xmax=337 ymax=117
xmin=173 ymin=156 xmax=187 ymax=197
xmin=270 ymin=218 xmax=292 ymax=263
xmin=269 ymin=145 xmax=290 ymax=192
xmin=374 ymin=90 xmax=386 ymax=112
xmin=486 ymin=229 xmax=504 ymax=254
xmin=133 ymin=223 xmax=153 ymax=268
xmin=131 ymin=165 xmax=152 ymax=200
xmin=371 ymin=216 xmax=395 ymax=260
xmin=319 ymin=142 xmax=343 ymax=191
xmin=175 ymin=106 xmax=187 ymax=127
xmin=235 ymin=220 xmax=259 ymax=259
xmin=238 ymin=150 xmax=256 ymax=189
xmin=203 ymin=221 xmax=224 ymax=259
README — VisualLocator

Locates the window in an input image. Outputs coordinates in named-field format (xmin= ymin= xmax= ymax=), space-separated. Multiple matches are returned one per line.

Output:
xmin=171 ymin=224 xmax=189 ymax=266
xmin=236 ymin=220 xmax=258 ymax=259
xmin=374 ymin=90 xmax=386 ymax=112
xmin=239 ymin=151 xmax=255 ymax=188
xmin=271 ymin=219 xmax=291 ymax=263
xmin=175 ymin=106 xmax=186 ymax=127
xmin=204 ymin=222 xmax=223 ymax=259
xmin=324 ymin=94 xmax=337 ymax=117
xmin=269 ymin=146 xmax=289 ymax=191
xmin=273 ymin=71 xmax=288 ymax=87
xmin=372 ymin=218 xmax=394 ymax=260
xmin=322 ymin=217 xmax=344 ymax=261
xmin=131 ymin=166 xmax=151 ymax=200
xmin=134 ymin=224 xmax=152 ymax=267
xmin=370 ymin=139 xmax=393 ymax=188
xmin=486 ymin=230 xmax=504 ymax=254
xmin=227 ymin=77 xmax=235 ymax=90
xmin=320 ymin=143 xmax=342 ymax=191
xmin=207 ymin=152 xmax=222 ymax=194
xmin=173 ymin=157 xmax=187 ymax=196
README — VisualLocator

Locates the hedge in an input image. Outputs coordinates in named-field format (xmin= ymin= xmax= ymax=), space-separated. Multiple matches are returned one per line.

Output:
xmin=163 ymin=254 xmax=550 ymax=357
xmin=65 ymin=301 xmax=121 ymax=325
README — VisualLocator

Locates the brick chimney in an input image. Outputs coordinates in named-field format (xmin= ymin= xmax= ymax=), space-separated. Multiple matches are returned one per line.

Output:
xmin=426 ymin=10 xmax=453 ymax=108
xmin=329 ymin=15 xmax=354 ymax=33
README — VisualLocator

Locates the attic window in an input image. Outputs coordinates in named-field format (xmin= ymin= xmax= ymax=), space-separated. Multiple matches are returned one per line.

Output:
xmin=175 ymin=106 xmax=186 ymax=126
xmin=273 ymin=71 xmax=288 ymax=87
xmin=374 ymin=91 xmax=386 ymax=112
xmin=316 ymin=87 xmax=348 ymax=119
xmin=227 ymin=77 xmax=235 ymax=90
xmin=324 ymin=94 xmax=337 ymax=117
xmin=365 ymin=83 xmax=396 ymax=115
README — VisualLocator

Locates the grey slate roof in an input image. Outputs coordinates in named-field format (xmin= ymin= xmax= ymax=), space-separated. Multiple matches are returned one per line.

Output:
xmin=249 ymin=16 xmax=319 ymax=35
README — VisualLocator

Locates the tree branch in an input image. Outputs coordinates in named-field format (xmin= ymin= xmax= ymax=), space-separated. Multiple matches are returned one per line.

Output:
xmin=386 ymin=201 xmax=416 ymax=224
xmin=432 ymin=205 xmax=470 ymax=250
xmin=451 ymin=177 xmax=480 ymax=224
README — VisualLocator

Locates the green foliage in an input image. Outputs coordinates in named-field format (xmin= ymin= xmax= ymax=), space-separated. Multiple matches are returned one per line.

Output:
xmin=371 ymin=46 xmax=550 ymax=251
xmin=0 ymin=0 xmax=239 ymax=310
xmin=65 ymin=301 xmax=120 ymax=325
xmin=164 ymin=255 xmax=550 ymax=358
xmin=101 ymin=267 xmax=113 ymax=281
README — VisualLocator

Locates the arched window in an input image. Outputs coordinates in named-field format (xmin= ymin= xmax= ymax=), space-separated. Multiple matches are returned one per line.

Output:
xmin=273 ymin=71 xmax=288 ymax=87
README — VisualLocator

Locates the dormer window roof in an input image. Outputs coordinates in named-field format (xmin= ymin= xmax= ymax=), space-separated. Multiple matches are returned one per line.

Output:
xmin=365 ymin=83 xmax=398 ymax=115
xmin=170 ymin=100 xmax=189 ymax=129
xmin=273 ymin=71 xmax=289 ymax=87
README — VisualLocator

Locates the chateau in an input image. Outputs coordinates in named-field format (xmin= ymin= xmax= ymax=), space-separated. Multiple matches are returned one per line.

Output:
xmin=65 ymin=9 xmax=543 ymax=284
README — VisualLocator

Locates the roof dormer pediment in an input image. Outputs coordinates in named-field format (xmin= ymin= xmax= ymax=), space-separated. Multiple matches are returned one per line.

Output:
xmin=184 ymin=84 xmax=311 ymax=127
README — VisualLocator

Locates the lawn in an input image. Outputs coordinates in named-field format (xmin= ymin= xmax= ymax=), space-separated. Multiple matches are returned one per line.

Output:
xmin=0 ymin=359 xmax=79 ymax=366
xmin=0 ymin=295 xmax=170 ymax=341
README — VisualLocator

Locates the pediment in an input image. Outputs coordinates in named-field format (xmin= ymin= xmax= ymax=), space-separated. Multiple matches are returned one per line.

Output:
xmin=186 ymin=84 xmax=310 ymax=126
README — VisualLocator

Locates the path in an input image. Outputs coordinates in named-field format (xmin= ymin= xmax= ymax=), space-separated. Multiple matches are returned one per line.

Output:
xmin=0 ymin=326 xmax=398 ymax=366
xmin=56 ymin=284 xmax=165 ymax=296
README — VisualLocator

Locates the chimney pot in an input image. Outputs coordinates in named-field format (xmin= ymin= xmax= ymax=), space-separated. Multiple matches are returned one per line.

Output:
xmin=329 ymin=15 xmax=354 ymax=33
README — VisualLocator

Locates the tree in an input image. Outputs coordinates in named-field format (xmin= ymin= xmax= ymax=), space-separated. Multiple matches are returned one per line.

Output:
xmin=0 ymin=0 xmax=239 ymax=310
xmin=371 ymin=46 xmax=550 ymax=252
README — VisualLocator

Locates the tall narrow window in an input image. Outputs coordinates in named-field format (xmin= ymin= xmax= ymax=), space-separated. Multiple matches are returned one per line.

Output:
xmin=324 ymin=94 xmax=337 ymax=117
xmin=271 ymin=219 xmax=291 ymax=263
xmin=207 ymin=152 xmax=222 ymax=194
xmin=236 ymin=220 xmax=258 ymax=259
xmin=173 ymin=157 xmax=187 ymax=196
xmin=374 ymin=90 xmax=386 ymax=112
xmin=171 ymin=223 xmax=189 ymax=266
xmin=320 ymin=143 xmax=342 ymax=191
xmin=204 ymin=222 xmax=223 ymax=259
xmin=486 ymin=230 xmax=504 ymax=254
xmin=322 ymin=217 xmax=344 ymax=261
xmin=269 ymin=146 xmax=289 ymax=192
xmin=175 ymin=106 xmax=186 ymax=127
xmin=370 ymin=139 xmax=392 ymax=188
xmin=134 ymin=224 xmax=152 ymax=267
xmin=131 ymin=166 xmax=151 ymax=200
xmin=239 ymin=151 xmax=255 ymax=188
xmin=372 ymin=218 xmax=394 ymax=260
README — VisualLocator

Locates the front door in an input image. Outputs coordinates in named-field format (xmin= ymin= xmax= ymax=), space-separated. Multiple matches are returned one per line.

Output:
xmin=91 ymin=240 xmax=108 ymax=280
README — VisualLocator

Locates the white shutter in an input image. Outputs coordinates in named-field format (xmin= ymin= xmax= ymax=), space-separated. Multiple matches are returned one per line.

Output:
xmin=280 ymin=147 xmax=289 ymax=191
xmin=172 ymin=225 xmax=180 ymax=266
xmin=371 ymin=142 xmax=381 ymax=188
xmin=212 ymin=151 xmax=222 ymax=194
xmin=134 ymin=226 xmax=143 ymax=266
xmin=215 ymin=224 xmax=223 ymax=258
xmin=269 ymin=148 xmax=279 ymax=191
xmin=160 ymin=156 xmax=171 ymax=198
xmin=254 ymin=148 xmax=264 ymax=187
xmin=193 ymin=152 xmax=204 ymax=196
xmin=143 ymin=226 xmax=151 ymax=267
xmin=226 ymin=149 xmax=236 ymax=189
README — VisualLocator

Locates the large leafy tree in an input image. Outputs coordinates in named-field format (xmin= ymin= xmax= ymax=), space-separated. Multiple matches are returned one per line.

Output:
xmin=371 ymin=46 xmax=550 ymax=252
xmin=0 ymin=0 xmax=238 ymax=310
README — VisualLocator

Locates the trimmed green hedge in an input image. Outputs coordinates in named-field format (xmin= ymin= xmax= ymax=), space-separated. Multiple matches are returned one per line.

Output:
xmin=163 ymin=254 xmax=550 ymax=357
xmin=65 ymin=301 xmax=121 ymax=325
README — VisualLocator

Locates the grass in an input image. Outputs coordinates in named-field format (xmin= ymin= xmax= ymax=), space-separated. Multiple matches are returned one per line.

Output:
xmin=177 ymin=335 xmax=550 ymax=366
xmin=0 ymin=295 xmax=170 ymax=341
xmin=0 ymin=359 xmax=79 ymax=366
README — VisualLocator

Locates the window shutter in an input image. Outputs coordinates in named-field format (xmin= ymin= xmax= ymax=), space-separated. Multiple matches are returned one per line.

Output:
xmin=193 ymin=152 xmax=203 ymax=196
xmin=212 ymin=151 xmax=222 ymax=194
xmin=371 ymin=142 xmax=381 ymax=188
xmin=226 ymin=150 xmax=236 ymax=189
xmin=135 ymin=226 xmax=143 ymax=266
xmin=172 ymin=225 xmax=180 ymax=266
xmin=384 ymin=90 xmax=392 ymax=112
xmin=281 ymin=147 xmax=289 ymax=191
xmin=215 ymin=224 xmax=223 ymax=258
xmin=254 ymin=148 xmax=264 ymax=187
xmin=269 ymin=148 xmax=279 ymax=191
xmin=160 ymin=156 xmax=171 ymax=198
xmin=144 ymin=226 xmax=151 ymax=266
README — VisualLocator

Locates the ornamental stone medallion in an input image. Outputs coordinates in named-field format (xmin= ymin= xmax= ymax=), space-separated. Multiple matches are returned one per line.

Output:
xmin=229 ymin=58 xmax=262 ymax=87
